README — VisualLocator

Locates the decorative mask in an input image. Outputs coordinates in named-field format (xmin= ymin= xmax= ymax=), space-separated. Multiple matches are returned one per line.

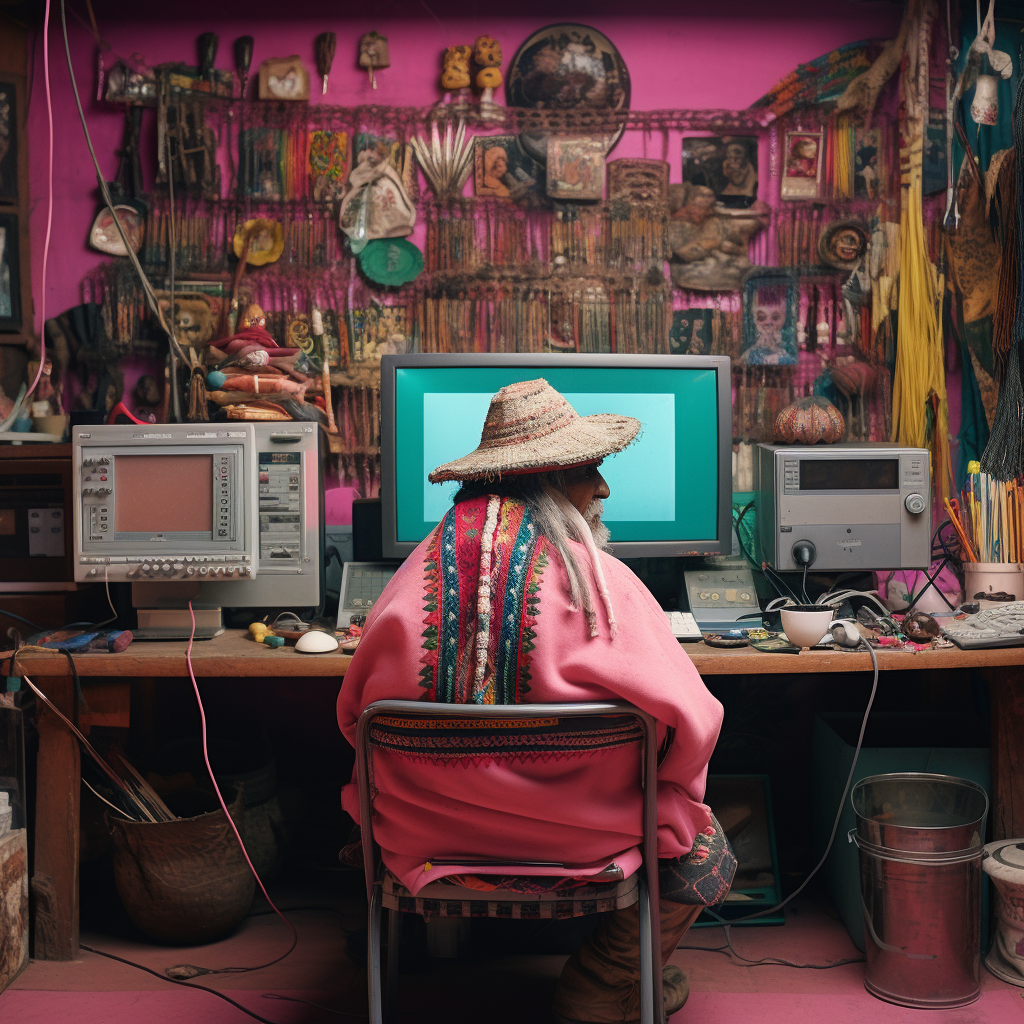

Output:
xmin=473 ymin=34 xmax=502 ymax=68
xmin=239 ymin=303 xmax=267 ymax=329
xmin=359 ymin=31 xmax=389 ymax=89
xmin=441 ymin=45 xmax=472 ymax=91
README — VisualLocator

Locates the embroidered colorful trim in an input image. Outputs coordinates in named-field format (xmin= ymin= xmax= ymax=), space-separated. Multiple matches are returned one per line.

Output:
xmin=419 ymin=496 xmax=547 ymax=704
xmin=367 ymin=713 xmax=644 ymax=765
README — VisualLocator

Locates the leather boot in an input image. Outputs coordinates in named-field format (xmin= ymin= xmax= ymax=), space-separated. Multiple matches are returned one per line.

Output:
xmin=551 ymin=900 xmax=702 ymax=1024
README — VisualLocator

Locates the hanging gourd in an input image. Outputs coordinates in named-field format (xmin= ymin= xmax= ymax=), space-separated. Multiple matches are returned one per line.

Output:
xmin=774 ymin=395 xmax=846 ymax=444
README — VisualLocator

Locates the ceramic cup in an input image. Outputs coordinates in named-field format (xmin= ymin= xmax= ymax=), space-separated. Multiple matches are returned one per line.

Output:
xmin=963 ymin=562 xmax=1024 ymax=608
xmin=779 ymin=606 xmax=836 ymax=649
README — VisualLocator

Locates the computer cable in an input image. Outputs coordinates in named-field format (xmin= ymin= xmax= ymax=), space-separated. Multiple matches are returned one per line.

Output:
xmin=163 ymin=600 xmax=301 ymax=981
xmin=78 ymin=943 xmax=371 ymax=1023
xmin=0 ymin=611 xmax=43 ymax=632
xmin=692 ymin=636 xmax=879 ymax=938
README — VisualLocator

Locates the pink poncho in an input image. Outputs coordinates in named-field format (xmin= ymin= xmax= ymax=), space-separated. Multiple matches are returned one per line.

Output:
xmin=337 ymin=496 xmax=723 ymax=895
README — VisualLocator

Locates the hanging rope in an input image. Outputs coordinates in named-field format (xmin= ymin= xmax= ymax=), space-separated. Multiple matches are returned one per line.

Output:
xmin=890 ymin=0 xmax=951 ymax=502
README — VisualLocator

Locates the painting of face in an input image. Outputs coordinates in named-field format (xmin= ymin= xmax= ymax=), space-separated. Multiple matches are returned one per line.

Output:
xmin=819 ymin=221 xmax=869 ymax=270
xmin=682 ymin=135 xmax=759 ymax=209
xmin=780 ymin=130 xmax=824 ymax=200
xmin=740 ymin=274 xmax=798 ymax=366
xmin=473 ymin=136 xmax=546 ymax=204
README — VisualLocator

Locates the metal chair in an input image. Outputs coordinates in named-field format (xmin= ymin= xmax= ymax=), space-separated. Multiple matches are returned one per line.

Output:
xmin=355 ymin=699 xmax=664 ymax=1024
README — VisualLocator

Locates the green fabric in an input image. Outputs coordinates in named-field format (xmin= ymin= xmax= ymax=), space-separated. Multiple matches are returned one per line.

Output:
xmin=957 ymin=316 xmax=993 ymax=488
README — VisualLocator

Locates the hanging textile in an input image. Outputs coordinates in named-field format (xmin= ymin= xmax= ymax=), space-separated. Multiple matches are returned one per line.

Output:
xmin=889 ymin=0 xmax=950 ymax=503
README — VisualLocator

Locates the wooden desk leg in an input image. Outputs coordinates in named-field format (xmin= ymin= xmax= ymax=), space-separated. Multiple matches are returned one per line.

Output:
xmin=990 ymin=663 xmax=1024 ymax=841
xmin=31 ymin=675 xmax=80 ymax=960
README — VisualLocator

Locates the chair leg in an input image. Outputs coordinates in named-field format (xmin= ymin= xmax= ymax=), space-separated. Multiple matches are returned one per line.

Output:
xmin=367 ymin=883 xmax=384 ymax=1024
xmin=637 ymin=872 xmax=659 ymax=1024
xmin=384 ymin=908 xmax=401 ymax=1023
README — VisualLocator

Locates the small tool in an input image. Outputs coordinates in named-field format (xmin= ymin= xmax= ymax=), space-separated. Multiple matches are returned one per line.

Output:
xmin=315 ymin=31 xmax=336 ymax=95
xmin=234 ymin=36 xmax=254 ymax=98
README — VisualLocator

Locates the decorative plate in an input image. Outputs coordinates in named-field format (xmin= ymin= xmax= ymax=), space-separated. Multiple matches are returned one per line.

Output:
xmin=89 ymin=204 xmax=145 ymax=256
xmin=505 ymin=23 xmax=630 ymax=163
xmin=358 ymin=238 xmax=424 ymax=286
xmin=232 ymin=218 xmax=284 ymax=266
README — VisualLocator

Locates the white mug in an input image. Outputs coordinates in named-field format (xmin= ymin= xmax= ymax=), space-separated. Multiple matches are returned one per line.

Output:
xmin=779 ymin=606 xmax=835 ymax=649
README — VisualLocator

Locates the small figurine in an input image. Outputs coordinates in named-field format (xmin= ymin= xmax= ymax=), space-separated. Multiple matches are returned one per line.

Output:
xmin=473 ymin=35 xmax=503 ymax=117
xmin=441 ymin=45 xmax=472 ymax=104
xmin=359 ymin=31 xmax=389 ymax=90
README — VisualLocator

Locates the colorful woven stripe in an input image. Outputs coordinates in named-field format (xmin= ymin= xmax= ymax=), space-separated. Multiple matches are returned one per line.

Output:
xmin=419 ymin=496 xmax=547 ymax=704
xmin=368 ymin=714 xmax=644 ymax=764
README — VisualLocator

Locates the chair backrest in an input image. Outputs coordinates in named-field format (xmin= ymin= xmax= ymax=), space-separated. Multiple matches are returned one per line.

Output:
xmin=355 ymin=700 xmax=660 ymax=907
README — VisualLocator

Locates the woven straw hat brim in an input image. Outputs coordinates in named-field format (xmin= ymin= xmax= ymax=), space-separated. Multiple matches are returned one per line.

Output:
xmin=429 ymin=412 xmax=641 ymax=483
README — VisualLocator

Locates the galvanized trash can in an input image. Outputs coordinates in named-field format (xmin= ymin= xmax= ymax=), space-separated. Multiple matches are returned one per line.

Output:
xmin=849 ymin=773 xmax=988 ymax=1008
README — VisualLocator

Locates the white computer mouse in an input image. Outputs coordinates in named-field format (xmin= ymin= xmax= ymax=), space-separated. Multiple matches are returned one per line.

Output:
xmin=295 ymin=629 xmax=340 ymax=653
xmin=829 ymin=619 xmax=862 ymax=648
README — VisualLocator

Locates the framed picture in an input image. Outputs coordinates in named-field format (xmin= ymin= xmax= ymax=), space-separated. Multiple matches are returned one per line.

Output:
xmin=780 ymin=130 xmax=824 ymax=200
xmin=682 ymin=135 xmax=759 ymax=209
xmin=740 ymin=269 xmax=798 ymax=366
xmin=0 ymin=214 xmax=22 ymax=332
xmin=853 ymin=127 xmax=882 ymax=201
xmin=546 ymin=137 xmax=605 ymax=200
xmin=607 ymin=159 xmax=669 ymax=203
xmin=474 ymin=136 xmax=544 ymax=201
xmin=0 ymin=80 xmax=16 ymax=203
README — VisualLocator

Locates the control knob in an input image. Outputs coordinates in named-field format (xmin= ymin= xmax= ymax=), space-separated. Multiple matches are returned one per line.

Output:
xmin=186 ymin=567 xmax=195 ymax=576
xmin=142 ymin=563 xmax=151 ymax=572
xmin=905 ymin=493 xmax=926 ymax=515
xmin=199 ymin=566 xmax=209 ymax=576
xmin=161 ymin=563 xmax=171 ymax=573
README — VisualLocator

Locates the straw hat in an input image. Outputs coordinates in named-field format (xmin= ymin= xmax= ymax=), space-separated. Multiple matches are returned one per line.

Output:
xmin=428 ymin=378 xmax=641 ymax=483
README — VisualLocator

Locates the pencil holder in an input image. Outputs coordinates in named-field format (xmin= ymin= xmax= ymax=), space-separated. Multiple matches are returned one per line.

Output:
xmin=963 ymin=563 xmax=1024 ymax=607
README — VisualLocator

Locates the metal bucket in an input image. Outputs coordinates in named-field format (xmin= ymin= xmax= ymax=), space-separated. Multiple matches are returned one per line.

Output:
xmin=849 ymin=773 xmax=988 ymax=1008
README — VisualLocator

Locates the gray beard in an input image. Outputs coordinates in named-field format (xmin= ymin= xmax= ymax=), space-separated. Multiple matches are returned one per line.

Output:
xmin=586 ymin=499 xmax=612 ymax=552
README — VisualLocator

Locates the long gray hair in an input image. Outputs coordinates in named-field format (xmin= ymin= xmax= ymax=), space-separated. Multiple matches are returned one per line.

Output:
xmin=453 ymin=471 xmax=617 ymax=638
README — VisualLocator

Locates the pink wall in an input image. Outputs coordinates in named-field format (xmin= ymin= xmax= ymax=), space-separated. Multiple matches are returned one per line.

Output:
xmin=28 ymin=1 xmax=902 ymax=331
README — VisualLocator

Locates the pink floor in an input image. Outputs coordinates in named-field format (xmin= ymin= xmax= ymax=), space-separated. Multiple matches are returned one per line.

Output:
xmin=4 ymin=884 xmax=1022 ymax=1023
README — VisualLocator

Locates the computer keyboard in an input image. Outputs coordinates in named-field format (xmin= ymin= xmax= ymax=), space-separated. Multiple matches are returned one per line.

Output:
xmin=940 ymin=601 xmax=1024 ymax=651
xmin=337 ymin=562 xmax=398 ymax=626
xmin=665 ymin=610 xmax=703 ymax=642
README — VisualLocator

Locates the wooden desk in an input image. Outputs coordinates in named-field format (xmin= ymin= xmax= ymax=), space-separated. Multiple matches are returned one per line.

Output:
xmin=12 ymin=632 xmax=1024 ymax=959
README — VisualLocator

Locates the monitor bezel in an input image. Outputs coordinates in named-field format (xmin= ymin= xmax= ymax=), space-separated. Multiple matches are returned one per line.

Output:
xmin=380 ymin=353 xmax=733 ymax=560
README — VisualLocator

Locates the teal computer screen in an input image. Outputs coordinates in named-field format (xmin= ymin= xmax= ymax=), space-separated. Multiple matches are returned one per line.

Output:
xmin=393 ymin=365 xmax=721 ymax=546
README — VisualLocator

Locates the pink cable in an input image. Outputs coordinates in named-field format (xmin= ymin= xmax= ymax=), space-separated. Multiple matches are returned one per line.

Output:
xmin=186 ymin=601 xmax=297 ymax=948
xmin=28 ymin=0 xmax=53 ymax=400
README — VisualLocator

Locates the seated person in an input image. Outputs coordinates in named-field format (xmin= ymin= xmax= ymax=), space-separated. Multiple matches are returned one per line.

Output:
xmin=337 ymin=378 xmax=733 ymax=1024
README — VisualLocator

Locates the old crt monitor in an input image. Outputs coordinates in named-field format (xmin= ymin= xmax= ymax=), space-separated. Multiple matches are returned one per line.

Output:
xmin=73 ymin=424 xmax=323 ymax=637
xmin=380 ymin=353 xmax=733 ymax=559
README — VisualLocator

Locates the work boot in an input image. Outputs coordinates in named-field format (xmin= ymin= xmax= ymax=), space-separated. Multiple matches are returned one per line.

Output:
xmin=551 ymin=900 xmax=701 ymax=1023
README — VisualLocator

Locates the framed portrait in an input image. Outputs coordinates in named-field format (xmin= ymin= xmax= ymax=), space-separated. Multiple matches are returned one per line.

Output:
xmin=0 ymin=214 xmax=22 ymax=332
xmin=0 ymin=80 xmax=16 ymax=203
xmin=780 ymin=130 xmax=824 ymax=200
xmin=546 ymin=137 xmax=605 ymax=200
xmin=474 ymin=136 xmax=544 ymax=202
xmin=670 ymin=309 xmax=714 ymax=356
xmin=682 ymin=135 xmax=759 ymax=209
xmin=853 ymin=128 xmax=883 ymax=201
xmin=740 ymin=269 xmax=798 ymax=367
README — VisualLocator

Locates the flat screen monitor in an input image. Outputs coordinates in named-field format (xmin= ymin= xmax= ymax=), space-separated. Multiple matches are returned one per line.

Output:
xmin=381 ymin=354 xmax=732 ymax=559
